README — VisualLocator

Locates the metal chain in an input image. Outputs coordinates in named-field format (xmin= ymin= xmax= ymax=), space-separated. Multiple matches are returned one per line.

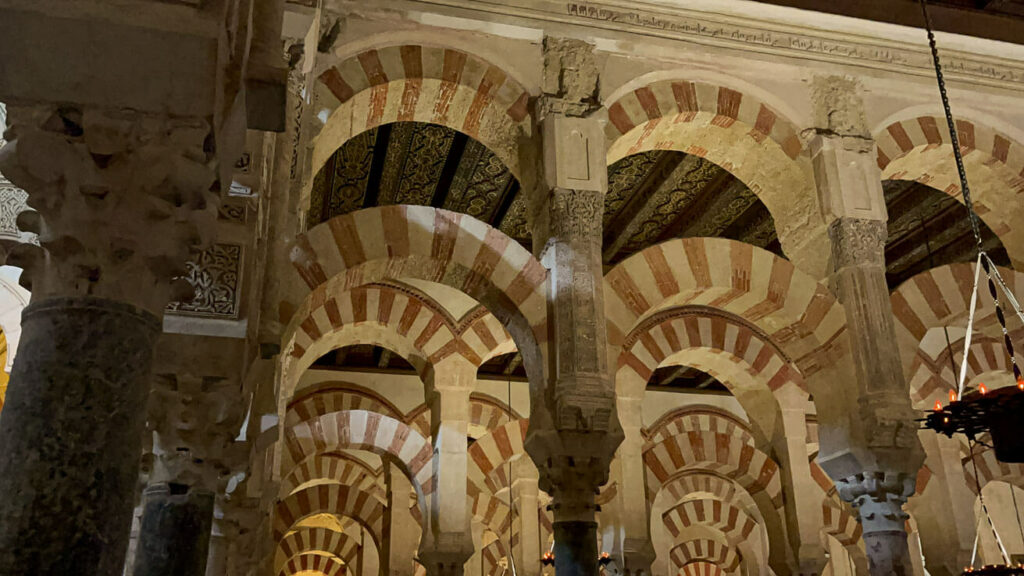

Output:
xmin=918 ymin=0 xmax=1022 ymax=385
xmin=917 ymin=0 xmax=984 ymax=250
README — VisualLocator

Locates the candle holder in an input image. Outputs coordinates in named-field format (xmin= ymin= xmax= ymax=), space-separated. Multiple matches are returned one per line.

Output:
xmin=923 ymin=383 xmax=1024 ymax=463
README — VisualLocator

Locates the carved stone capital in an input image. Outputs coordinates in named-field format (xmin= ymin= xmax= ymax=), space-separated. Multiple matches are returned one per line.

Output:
xmin=0 ymin=105 xmax=218 ymax=315
xmin=548 ymin=189 xmax=605 ymax=239
xmin=828 ymin=217 xmax=887 ymax=270
xmin=836 ymin=471 xmax=914 ymax=534
xmin=148 ymin=374 xmax=245 ymax=491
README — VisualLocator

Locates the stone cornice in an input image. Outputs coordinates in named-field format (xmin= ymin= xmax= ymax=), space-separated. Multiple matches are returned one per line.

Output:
xmin=405 ymin=0 xmax=1024 ymax=88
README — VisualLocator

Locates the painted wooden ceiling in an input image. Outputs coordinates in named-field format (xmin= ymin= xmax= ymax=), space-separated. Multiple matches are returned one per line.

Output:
xmin=309 ymin=121 xmax=1013 ymax=391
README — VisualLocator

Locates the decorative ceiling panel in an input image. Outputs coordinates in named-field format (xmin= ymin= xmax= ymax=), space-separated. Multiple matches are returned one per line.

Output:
xmin=167 ymin=243 xmax=243 ymax=319
xmin=883 ymin=179 xmax=1010 ymax=289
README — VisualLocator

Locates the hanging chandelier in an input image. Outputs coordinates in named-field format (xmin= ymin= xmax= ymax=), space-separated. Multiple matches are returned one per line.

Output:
xmin=913 ymin=5 xmax=1024 ymax=575
xmin=916 ymin=0 xmax=1024 ymax=463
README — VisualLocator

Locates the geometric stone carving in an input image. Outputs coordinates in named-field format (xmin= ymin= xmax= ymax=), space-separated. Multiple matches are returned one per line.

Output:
xmin=166 ymin=243 xmax=243 ymax=319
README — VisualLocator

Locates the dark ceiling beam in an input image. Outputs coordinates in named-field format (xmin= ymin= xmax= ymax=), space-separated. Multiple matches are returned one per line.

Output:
xmin=603 ymin=153 xmax=705 ymax=263
xmin=362 ymin=123 xmax=393 ymax=208
xmin=748 ymin=0 xmax=1024 ymax=46
xmin=663 ymin=175 xmax=751 ymax=241
xmin=651 ymin=166 xmax=733 ymax=245
xmin=602 ymin=152 xmax=683 ymax=257
xmin=491 ymin=179 xmax=520 ymax=230
xmin=430 ymin=132 xmax=470 ymax=209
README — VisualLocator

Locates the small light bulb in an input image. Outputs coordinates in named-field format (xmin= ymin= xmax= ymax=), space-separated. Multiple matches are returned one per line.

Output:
xmin=950 ymin=390 xmax=958 ymax=403
xmin=980 ymin=383 xmax=988 ymax=395
xmin=935 ymin=400 xmax=943 ymax=411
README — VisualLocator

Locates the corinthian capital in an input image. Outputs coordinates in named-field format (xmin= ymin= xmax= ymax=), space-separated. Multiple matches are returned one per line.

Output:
xmin=0 ymin=105 xmax=218 ymax=314
xmin=148 ymin=373 xmax=246 ymax=491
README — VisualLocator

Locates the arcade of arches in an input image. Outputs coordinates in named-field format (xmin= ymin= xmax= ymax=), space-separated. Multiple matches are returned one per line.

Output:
xmin=2 ymin=2 xmax=1024 ymax=576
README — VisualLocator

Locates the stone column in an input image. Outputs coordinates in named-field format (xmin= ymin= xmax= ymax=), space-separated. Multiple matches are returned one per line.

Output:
xmin=0 ymin=106 xmax=217 ymax=575
xmin=808 ymin=77 xmax=925 ymax=576
xmin=133 ymin=375 xmax=244 ymax=576
xmin=384 ymin=462 xmax=421 ymax=576
xmin=206 ymin=512 xmax=229 ymax=576
xmin=419 ymin=359 xmax=475 ymax=576
xmin=605 ymin=396 xmax=655 ymax=576
xmin=774 ymin=389 xmax=827 ymax=574
xmin=523 ymin=37 xmax=623 ymax=576
xmin=512 ymin=458 xmax=543 ymax=576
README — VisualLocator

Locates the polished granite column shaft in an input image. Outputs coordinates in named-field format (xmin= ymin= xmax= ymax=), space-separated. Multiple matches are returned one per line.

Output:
xmin=0 ymin=297 xmax=161 ymax=574
xmin=0 ymin=105 xmax=217 ymax=576
xmin=133 ymin=483 xmax=216 ymax=576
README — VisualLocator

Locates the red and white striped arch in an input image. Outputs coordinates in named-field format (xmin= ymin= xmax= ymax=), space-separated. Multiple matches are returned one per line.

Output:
xmin=644 ymin=429 xmax=783 ymax=511
xmin=662 ymin=498 xmax=758 ymax=548
xmin=279 ymin=453 xmax=384 ymax=501
xmin=284 ymin=206 xmax=548 ymax=397
xmin=310 ymin=45 xmax=530 ymax=186
xmin=604 ymin=80 xmax=827 ymax=276
xmin=285 ymin=382 xmax=406 ymax=428
xmin=890 ymin=263 xmax=1024 ymax=377
xmin=669 ymin=539 xmax=741 ymax=574
xmin=661 ymin=472 xmax=763 ymax=525
xmin=646 ymin=407 xmax=755 ymax=449
xmin=620 ymin=307 xmax=806 ymax=399
xmin=284 ymin=410 xmax=433 ymax=495
xmin=273 ymin=483 xmax=386 ymax=545
xmin=274 ymin=527 xmax=359 ymax=575
xmin=681 ymin=561 xmax=726 ymax=576
xmin=963 ymin=445 xmax=1024 ymax=493
xmin=908 ymin=334 xmax=1024 ymax=409
xmin=277 ymin=552 xmax=346 ymax=576
xmin=467 ymin=418 xmax=529 ymax=494
xmin=469 ymin=394 xmax=520 ymax=433
xmin=605 ymin=238 xmax=845 ymax=389
xmin=875 ymin=115 xmax=1024 ymax=266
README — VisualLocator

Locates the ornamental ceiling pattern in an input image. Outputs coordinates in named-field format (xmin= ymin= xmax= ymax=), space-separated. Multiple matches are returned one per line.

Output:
xmin=882 ymin=179 xmax=1010 ymax=289
xmin=308 ymin=122 xmax=781 ymax=268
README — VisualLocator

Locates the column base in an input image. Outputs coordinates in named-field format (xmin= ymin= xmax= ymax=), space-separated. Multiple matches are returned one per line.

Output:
xmin=0 ymin=296 xmax=161 ymax=575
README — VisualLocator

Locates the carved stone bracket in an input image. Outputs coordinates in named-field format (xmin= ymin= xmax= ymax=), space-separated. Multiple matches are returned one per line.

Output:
xmin=0 ymin=105 xmax=219 ymax=315
xmin=836 ymin=471 xmax=915 ymax=533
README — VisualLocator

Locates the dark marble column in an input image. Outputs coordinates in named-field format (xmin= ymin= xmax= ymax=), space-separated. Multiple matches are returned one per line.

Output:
xmin=0 ymin=296 xmax=161 ymax=574
xmin=133 ymin=483 xmax=216 ymax=576
xmin=132 ymin=373 xmax=243 ymax=576
xmin=0 ymin=105 xmax=217 ymax=576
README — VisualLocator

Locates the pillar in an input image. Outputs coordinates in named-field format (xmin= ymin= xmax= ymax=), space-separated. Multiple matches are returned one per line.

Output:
xmin=605 ymin=396 xmax=655 ymax=576
xmin=385 ymin=462 xmax=421 ymax=576
xmin=807 ymin=76 xmax=925 ymax=576
xmin=206 ymin=512 xmax=229 ymax=576
xmin=0 ymin=106 xmax=218 ymax=575
xmin=419 ymin=358 xmax=476 ymax=576
xmin=133 ymin=375 xmax=244 ymax=576
xmin=512 ymin=457 xmax=543 ymax=576
xmin=774 ymin=388 xmax=827 ymax=574
xmin=522 ymin=37 xmax=623 ymax=576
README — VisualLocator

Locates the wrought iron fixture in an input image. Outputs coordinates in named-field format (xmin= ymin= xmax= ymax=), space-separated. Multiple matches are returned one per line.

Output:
xmin=915 ymin=0 xmax=1024 ymax=462
xmin=913 ymin=5 xmax=1024 ymax=575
